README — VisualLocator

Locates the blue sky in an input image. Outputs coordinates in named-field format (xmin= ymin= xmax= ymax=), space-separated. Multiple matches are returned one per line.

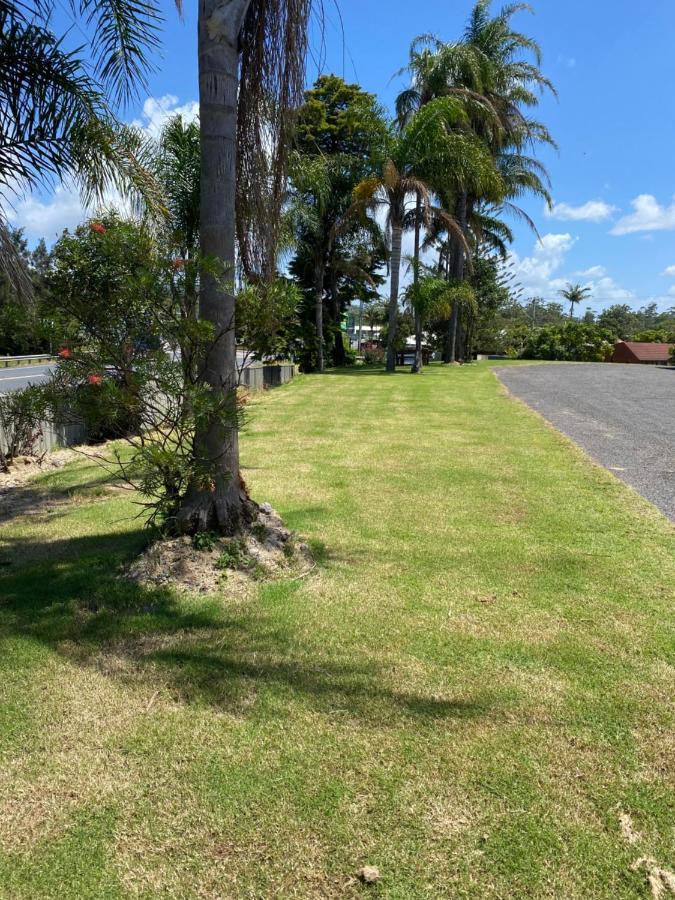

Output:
xmin=11 ymin=0 xmax=675 ymax=313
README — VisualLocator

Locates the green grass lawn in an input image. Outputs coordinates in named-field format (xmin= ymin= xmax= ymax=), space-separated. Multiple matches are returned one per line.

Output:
xmin=0 ymin=362 xmax=673 ymax=898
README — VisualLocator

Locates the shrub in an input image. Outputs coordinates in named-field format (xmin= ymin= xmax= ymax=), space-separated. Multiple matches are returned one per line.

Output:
xmin=0 ymin=386 xmax=47 ymax=470
xmin=521 ymin=322 xmax=614 ymax=362
xmin=363 ymin=346 xmax=384 ymax=365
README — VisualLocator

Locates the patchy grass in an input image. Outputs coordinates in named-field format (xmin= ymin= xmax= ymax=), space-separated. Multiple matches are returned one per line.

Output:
xmin=0 ymin=362 xmax=673 ymax=899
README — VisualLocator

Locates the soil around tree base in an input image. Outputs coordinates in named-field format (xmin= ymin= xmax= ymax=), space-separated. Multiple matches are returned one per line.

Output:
xmin=124 ymin=503 xmax=313 ymax=595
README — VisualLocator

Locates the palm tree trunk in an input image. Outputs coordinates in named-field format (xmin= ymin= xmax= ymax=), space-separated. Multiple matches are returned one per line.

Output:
xmin=411 ymin=193 xmax=423 ymax=374
xmin=176 ymin=0 xmax=251 ymax=535
xmin=444 ymin=193 xmax=468 ymax=364
xmin=314 ymin=255 xmax=325 ymax=372
xmin=386 ymin=224 xmax=402 ymax=372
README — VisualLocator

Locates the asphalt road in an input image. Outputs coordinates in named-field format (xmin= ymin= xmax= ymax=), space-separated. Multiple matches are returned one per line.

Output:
xmin=495 ymin=363 xmax=675 ymax=522
xmin=0 ymin=363 xmax=54 ymax=393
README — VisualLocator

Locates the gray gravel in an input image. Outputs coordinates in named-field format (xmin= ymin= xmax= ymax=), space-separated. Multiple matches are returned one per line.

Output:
xmin=494 ymin=363 xmax=675 ymax=522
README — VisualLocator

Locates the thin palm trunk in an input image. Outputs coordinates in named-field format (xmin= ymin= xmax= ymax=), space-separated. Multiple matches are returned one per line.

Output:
xmin=386 ymin=223 xmax=403 ymax=372
xmin=411 ymin=193 xmax=423 ymax=374
xmin=314 ymin=254 xmax=325 ymax=372
xmin=445 ymin=192 xmax=468 ymax=364
xmin=176 ymin=0 xmax=250 ymax=534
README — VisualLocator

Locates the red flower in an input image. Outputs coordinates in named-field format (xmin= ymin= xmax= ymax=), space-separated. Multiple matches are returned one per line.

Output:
xmin=87 ymin=373 xmax=103 ymax=386
xmin=90 ymin=222 xmax=106 ymax=235
xmin=172 ymin=257 xmax=185 ymax=270
xmin=58 ymin=347 xmax=72 ymax=359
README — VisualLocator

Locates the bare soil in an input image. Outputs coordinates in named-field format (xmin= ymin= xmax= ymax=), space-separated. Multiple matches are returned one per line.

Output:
xmin=125 ymin=502 xmax=313 ymax=595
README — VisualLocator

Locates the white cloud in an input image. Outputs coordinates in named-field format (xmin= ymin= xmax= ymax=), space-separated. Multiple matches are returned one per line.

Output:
xmin=663 ymin=265 xmax=675 ymax=276
xmin=546 ymin=199 xmax=617 ymax=223
xmin=8 ymin=94 xmax=199 ymax=244
xmin=131 ymin=94 xmax=199 ymax=139
xmin=611 ymin=194 xmax=675 ymax=235
xmin=580 ymin=272 xmax=635 ymax=303
xmin=7 ymin=183 xmax=85 ymax=243
xmin=506 ymin=232 xmax=576 ymax=297
xmin=506 ymin=234 xmax=639 ymax=309
xmin=557 ymin=54 xmax=577 ymax=68
xmin=576 ymin=265 xmax=607 ymax=278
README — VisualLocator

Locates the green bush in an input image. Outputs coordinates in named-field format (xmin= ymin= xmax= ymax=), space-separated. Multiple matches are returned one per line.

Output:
xmin=521 ymin=322 xmax=614 ymax=362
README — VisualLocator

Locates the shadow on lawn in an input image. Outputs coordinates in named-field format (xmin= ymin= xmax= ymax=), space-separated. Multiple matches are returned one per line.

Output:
xmin=0 ymin=527 xmax=492 ymax=726
xmin=0 ymin=462 xmax=122 ymax=527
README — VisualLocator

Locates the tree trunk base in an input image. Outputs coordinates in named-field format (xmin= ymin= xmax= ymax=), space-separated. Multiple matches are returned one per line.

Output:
xmin=175 ymin=474 xmax=255 ymax=536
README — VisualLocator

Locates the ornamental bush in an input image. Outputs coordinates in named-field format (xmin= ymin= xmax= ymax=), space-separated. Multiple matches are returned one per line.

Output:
xmin=520 ymin=322 xmax=614 ymax=362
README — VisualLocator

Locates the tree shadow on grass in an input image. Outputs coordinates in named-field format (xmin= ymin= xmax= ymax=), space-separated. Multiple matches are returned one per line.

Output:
xmin=0 ymin=463 xmax=123 ymax=527
xmin=0 ymin=527 xmax=496 ymax=727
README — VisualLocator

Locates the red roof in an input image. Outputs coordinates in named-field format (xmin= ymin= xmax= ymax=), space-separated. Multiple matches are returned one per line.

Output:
xmin=611 ymin=341 xmax=672 ymax=363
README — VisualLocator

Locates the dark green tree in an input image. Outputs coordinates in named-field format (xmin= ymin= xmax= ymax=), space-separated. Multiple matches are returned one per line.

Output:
xmin=288 ymin=76 xmax=387 ymax=371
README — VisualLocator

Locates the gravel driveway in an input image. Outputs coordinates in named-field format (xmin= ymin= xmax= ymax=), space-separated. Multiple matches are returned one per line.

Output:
xmin=494 ymin=363 xmax=675 ymax=522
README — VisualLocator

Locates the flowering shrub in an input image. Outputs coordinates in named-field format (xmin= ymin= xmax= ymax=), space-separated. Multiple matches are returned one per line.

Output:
xmin=45 ymin=213 xmax=244 ymax=527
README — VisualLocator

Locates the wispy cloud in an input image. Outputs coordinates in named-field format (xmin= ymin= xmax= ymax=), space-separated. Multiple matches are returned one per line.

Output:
xmin=556 ymin=54 xmax=577 ymax=68
xmin=131 ymin=94 xmax=199 ymax=139
xmin=546 ymin=199 xmax=617 ymax=223
xmin=611 ymin=194 xmax=675 ymax=235
xmin=506 ymin=232 xmax=576 ymax=297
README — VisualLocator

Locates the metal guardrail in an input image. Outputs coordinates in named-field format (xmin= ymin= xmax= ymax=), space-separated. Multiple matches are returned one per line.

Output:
xmin=0 ymin=354 xmax=54 ymax=368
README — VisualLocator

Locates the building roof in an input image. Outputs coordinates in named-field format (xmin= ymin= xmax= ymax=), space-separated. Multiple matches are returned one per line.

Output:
xmin=613 ymin=341 xmax=672 ymax=362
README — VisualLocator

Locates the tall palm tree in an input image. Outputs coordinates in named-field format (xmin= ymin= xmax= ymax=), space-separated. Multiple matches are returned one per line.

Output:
xmin=353 ymin=157 xmax=431 ymax=372
xmin=171 ymin=0 xmax=311 ymax=533
xmin=398 ymin=2 xmax=555 ymax=363
xmin=286 ymin=154 xmax=336 ymax=373
xmin=354 ymin=97 xmax=496 ymax=372
xmin=560 ymin=283 xmax=592 ymax=319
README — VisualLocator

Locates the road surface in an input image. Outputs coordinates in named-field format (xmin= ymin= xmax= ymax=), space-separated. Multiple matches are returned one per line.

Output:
xmin=0 ymin=363 xmax=54 ymax=393
xmin=0 ymin=352 xmax=262 ymax=394
xmin=495 ymin=363 xmax=675 ymax=522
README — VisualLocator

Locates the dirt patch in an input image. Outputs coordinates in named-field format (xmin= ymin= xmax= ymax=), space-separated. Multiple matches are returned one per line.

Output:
xmin=619 ymin=811 xmax=641 ymax=845
xmin=0 ymin=449 xmax=77 ymax=487
xmin=631 ymin=857 xmax=675 ymax=899
xmin=125 ymin=503 xmax=313 ymax=595
xmin=0 ymin=449 xmax=81 ymax=521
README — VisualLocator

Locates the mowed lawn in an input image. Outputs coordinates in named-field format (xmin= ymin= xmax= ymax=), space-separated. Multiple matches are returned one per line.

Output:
xmin=0 ymin=363 xmax=673 ymax=898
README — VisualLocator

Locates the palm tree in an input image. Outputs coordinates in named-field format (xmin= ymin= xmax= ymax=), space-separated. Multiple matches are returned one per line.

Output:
xmin=286 ymin=154 xmax=336 ymax=373
xmin=398 ymin=2 xmax=555 ymax=363
xmin=171 ymin=0 xmax=311 ymax=533
xmin=0 ymin=2 xmax=164 ymax=290
xmin=354 ymin=97 xmax=493 ymax=372
xmin=560 ymin=283 xmax=592 ymax=319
